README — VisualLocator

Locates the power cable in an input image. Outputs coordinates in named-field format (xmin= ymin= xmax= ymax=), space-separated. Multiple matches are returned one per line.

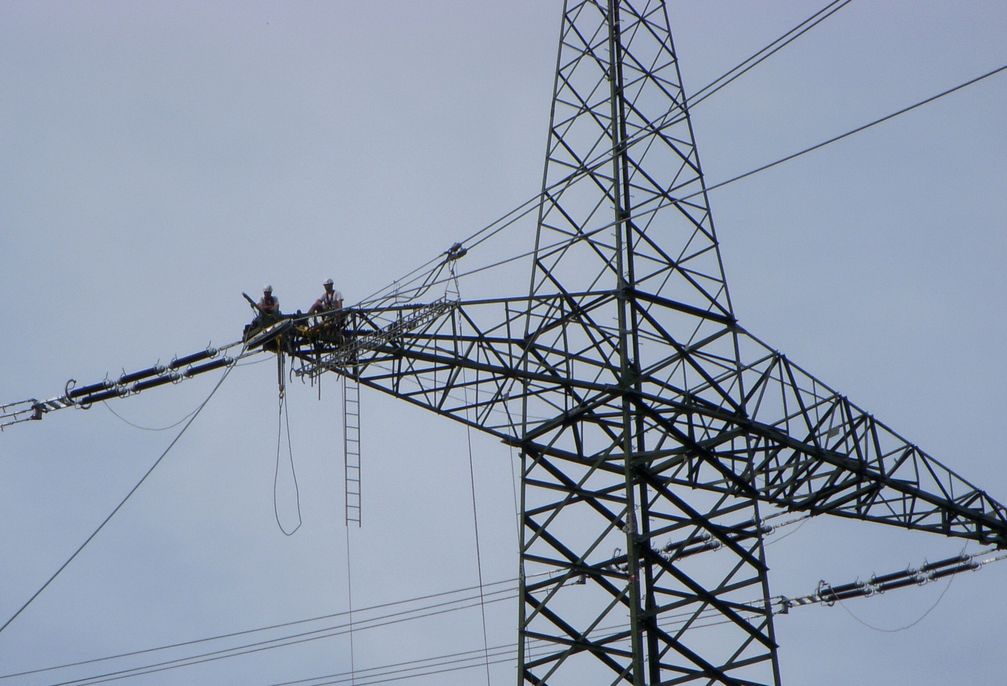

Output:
xmin=48 ymin=591 xmax=522 ymax=686
xmin=0 ymin=572 xmax=554 ymax=682
xmin=267 ymin=642 xmax=521 ymax=686
xmin=12 ymin=11 xmax=1000 ymax=680
xmin=272 ymin=608 xmax=775 ymax=686
xmin=51 ymin=568 xmax=604 ymax=686
xmin=360 ymin=62 xmax=1007 ymax=305
xmin=41 ymin=547 xmax=1007 ymax=685
xmin=291 ymin=547 xmax=1007 ymax=685
xmin=688 ymin=0 xmax=852 ymax=108
xmin=290 ymin=653 xmax=516 ymax=686
xmin=697 ymin=63 xmax=1007 ymax=197
xmin=356 ymin=0 xmax=851 ymax=309
xmin=0 ymin=354 xmax=242 ymax=636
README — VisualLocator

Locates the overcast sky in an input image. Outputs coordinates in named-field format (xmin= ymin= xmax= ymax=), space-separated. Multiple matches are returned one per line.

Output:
xmin=1 ymin=2 xmax=1005 ymax=685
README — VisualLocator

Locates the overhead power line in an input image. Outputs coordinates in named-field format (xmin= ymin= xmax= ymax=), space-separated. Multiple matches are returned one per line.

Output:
xmin=699 ymin=63 xmax=1007 ymax=197
xmin=272 ymin=549 xmax=1007 ymax=686
xmin=358 ymin=0 xmax=855 ymax=308
xmin=363 ymin=61 xmax=1006 ymax=312
xmin=0 ymin=356 xmax=243 ymax=636
xmin=0 ymin=574 xmax=541 ymax=681
xmin=47 ymin=591 xmax=523 ymax=686
xmin=26 ymin=542 xmax=1006 ymax=686
xmin=5 ymin=508 xmax=811 ymax=683
xmin=688 ymin=0 xmax=852 ymax=108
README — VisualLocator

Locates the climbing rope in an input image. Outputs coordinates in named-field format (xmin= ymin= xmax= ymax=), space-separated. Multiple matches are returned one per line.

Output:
xmin=272 ymin=370 xmax=303 ymax=537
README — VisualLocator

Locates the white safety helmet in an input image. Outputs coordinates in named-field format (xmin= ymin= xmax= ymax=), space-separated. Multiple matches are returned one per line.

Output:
xmin=264 ymin=285 xmax=273 ymax=293
xmin=324 ymin=278 xmax=334 ymax=287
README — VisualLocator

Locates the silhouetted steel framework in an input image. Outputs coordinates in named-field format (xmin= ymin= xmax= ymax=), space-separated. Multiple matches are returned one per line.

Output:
xmin=289 ymin=2 xmax=1007 ymax=684
xmin=0 ymin=1 xmax=1001 ymax=682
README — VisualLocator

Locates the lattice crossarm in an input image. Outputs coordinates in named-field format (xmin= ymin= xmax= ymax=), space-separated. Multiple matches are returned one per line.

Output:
xmin=659 ymin=398 xmax=1007 ymax=548
xmin=291 ymin=292 xmax=639 ymax=439
xmin=745 ymin=420 xmax=1007 ymax=547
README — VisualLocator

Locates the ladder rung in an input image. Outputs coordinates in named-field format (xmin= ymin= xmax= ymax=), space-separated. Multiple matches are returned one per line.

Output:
xmin=343 ymin=375 xmax=362 ymax=527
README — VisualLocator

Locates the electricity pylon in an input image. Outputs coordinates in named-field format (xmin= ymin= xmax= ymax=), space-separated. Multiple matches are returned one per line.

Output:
xmin=286 ymin=2 xmax=1007 ymax=684
xmin=7 ymin=1 xmax=1001 ymax=683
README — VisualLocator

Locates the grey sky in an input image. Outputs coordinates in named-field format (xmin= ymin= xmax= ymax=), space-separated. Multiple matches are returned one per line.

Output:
xmin=1 ymin=2 xmax=1005 ymax=684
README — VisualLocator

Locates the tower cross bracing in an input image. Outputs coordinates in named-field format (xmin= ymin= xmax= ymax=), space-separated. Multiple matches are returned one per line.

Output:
xmin=283 ymin=2 xmax=1007 ymax=684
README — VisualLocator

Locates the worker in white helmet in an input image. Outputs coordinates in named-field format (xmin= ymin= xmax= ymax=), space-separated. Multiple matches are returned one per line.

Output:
xmin=245 ymin=284 xmax=282 ymax=335
xmin=257 ymin=285 xmax=280 ymax=317
xmin=309 ymin=278 xmax=343 ymax=314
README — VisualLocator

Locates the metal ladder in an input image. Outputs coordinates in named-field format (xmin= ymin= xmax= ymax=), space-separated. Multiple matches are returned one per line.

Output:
xmin=342 ymin=374 xmax=362 ymax=527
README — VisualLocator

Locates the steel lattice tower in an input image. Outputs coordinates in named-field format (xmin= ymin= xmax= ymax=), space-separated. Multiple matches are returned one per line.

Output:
xmin=285 ymin=2 xmax=1007 ymax=684
xmin=0 ymin=4 xmax=1002 ymax=682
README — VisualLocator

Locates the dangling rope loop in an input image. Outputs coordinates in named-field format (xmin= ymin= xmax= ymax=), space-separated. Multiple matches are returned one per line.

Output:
xmin=273 ymin=380 xmax=303 ymax=536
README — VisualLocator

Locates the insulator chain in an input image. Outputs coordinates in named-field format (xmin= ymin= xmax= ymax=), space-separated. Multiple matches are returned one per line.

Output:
xmin=608 ymin=511 xmax=812 ymax=572
xmin=1 ymin=340 xmax=250 ymax=428
xmin=775 ymin=549 xmax=1007 ymax=614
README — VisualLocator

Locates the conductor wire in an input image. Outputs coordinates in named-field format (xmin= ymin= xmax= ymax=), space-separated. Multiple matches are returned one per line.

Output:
xmin=356 ymin=0 xmax=855 ymax=309
xmin=0 ymin=355 xmax=242 ymax=635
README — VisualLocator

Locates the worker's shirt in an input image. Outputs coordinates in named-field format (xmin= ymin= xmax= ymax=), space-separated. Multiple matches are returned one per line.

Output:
xmin=258 ymin=295 xmax=279 ymax=313
xmin=315 ymin=290 xmax=342 ymax=311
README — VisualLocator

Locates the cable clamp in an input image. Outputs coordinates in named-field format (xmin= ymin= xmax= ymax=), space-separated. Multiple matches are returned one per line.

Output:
xmin=817 ymin=579 xmax=837 ymax=606
xmin=445 ymin=242 xmax=467 ymax=262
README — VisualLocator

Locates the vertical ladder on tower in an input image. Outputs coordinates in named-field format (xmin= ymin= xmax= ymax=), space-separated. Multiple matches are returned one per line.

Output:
xmin=342 ymin=374 xmax=362 ymax=527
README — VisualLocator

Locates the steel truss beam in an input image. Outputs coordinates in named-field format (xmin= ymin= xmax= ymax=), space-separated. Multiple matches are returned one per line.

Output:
xmin=290 ymin=1 xmax=1006 ymax=683
xmin=291 ymin=294 xmax=1007 ymax=684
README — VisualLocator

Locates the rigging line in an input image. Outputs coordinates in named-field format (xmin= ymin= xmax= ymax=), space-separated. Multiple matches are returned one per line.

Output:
xmin=0 ymin=353 xmax=242 ymax=637
xmin=344 ymin=523 xmax=357 ymax=686
xmin=101 ymin=400 xmax=199 ymax=432
xmin=356 ymin=1 xmax=850 ymax=309
xmin=696 ymin=63 xmax=1007 ymax=198
xmin=273 ymin=392 xmax=303 ymax=536
xmin=508 ymin=444 xmax=521 ymax=542
xmin=0 ymin=571 xmax=560 ymax=682
xmin=461 ymin=372 xmax=493 ymax=686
